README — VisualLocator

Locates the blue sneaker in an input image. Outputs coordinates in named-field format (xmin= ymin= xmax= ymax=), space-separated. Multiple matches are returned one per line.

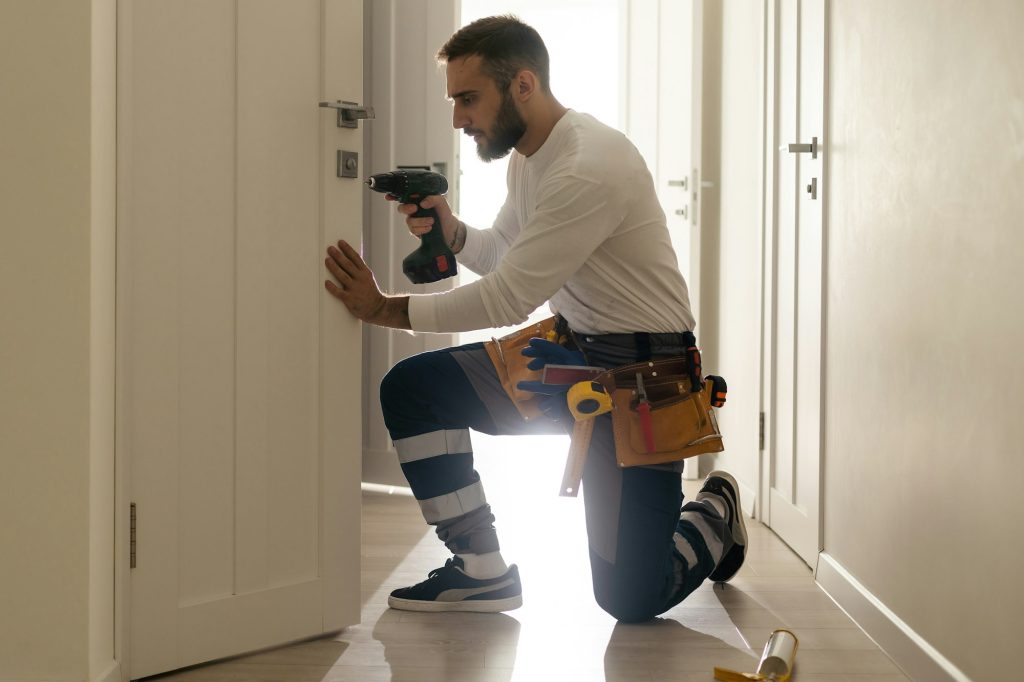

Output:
xmin=388 ymin=557 xmax=523 ymax=613
xmin=701 ymin=471 xmax=748 ymax=583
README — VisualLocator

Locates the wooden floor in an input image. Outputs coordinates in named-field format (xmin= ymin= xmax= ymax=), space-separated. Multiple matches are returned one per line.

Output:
xmin=148 ymin=433 xmax=911 ymax=681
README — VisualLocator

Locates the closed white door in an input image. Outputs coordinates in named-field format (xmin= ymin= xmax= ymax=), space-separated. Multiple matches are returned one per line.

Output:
xmin=625 ymin=0 xmax=703 ymax=298
xmin=624 ymin=0 xmax=704 ymax=477
xmin=117 ymin=1 xmax=364 ymax=677
xmin=763 ymin=0 xmax=826 ymax=567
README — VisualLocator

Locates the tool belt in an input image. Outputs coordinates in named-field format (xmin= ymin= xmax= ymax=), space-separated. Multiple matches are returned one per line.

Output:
xmin=483 ymin=316 xmax=559 ymax=420
xmin=594 ymin=357 xmax=726 ymax=468
xmin=484 ymin=317 xmax=726 ymax=473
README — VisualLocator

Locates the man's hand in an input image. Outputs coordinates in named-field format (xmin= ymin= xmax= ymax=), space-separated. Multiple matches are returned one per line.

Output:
xmin=515 ymin=337 xmax=587 ymax=422
xmin=391 ymin=194 xmax=465 ymax=253
xmin=324 ymin=240 xmax=410 ymax=329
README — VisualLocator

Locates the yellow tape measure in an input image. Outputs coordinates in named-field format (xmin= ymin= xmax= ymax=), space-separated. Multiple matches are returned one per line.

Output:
xmin=567 ymin=381 xmax=613 ymax=421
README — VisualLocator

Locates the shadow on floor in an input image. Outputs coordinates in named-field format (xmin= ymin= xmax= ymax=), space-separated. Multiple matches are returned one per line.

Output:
xmin=371 ymin=611 xmax=521 ymax=682
xmin=603 ymin=616 xmax=758 ymax=678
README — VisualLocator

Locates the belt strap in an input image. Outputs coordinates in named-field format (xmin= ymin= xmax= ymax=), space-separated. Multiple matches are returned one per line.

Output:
xmin=634 ymin=332 xmax=652 ymax=361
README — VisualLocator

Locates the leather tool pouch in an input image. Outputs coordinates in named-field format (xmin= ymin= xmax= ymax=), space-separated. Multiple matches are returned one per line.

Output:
xmin=596 ymin=358 xmax=725 ymax=467
xmin=484 ymin=317 xmax=557 ymax=420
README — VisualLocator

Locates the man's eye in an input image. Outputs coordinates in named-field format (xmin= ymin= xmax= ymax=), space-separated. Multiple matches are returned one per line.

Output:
xmin=462 ymin=96 xmax=474 ymax=105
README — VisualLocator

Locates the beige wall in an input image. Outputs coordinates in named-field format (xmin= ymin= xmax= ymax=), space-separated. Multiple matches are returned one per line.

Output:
xmin=706 ymin=1 xmax=1023 ymax=678
xmin=699 ymin=1 xmax=764 ymax=505
xmin=825 ymin=1 xmax=1023 ymax=678
xmin=704 ymin=0 xmax=1024 ymax=675
xmin=0 ymin=1 xmax=117 ymax=680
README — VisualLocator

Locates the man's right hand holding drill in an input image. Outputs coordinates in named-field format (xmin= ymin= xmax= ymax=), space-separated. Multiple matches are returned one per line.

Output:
xmin=392 ymin=194 xmax=467 ymax=254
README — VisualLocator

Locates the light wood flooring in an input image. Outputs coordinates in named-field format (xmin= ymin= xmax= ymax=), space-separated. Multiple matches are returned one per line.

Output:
xmin=147 ymin=433 xmax=911 ymax=681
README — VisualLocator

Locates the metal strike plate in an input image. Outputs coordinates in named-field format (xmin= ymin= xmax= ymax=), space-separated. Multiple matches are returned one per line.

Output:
xmin=319 ymin=100 xmax=375 ymax=128
xmin=338 ymin=150 xmax=358 ymax=178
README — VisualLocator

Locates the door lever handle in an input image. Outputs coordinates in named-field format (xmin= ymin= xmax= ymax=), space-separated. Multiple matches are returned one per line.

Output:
xmin=319 ymin=100 xmax=375 ymax=128
xmin=784 ymin=136 xmax=818 ymax=159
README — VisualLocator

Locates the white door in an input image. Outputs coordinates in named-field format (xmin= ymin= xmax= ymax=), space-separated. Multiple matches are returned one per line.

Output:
xmin=762 ymin=0 xmax=826 ymax=566
xmin=624 ymin=0 xmax=703 ymax=298
xmin=624 ymin=0 xmax=704 ymax=477
xmin=117 ymin=1 xmax=364 ymax=677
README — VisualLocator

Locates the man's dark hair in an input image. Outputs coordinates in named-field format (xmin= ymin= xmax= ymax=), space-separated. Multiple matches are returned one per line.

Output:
xmin=437 ymin=15 xmax=551 ymax=93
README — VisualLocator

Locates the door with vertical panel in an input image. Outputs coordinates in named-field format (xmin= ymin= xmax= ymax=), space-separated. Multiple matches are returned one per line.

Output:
xmin=624 ymin=0 xmax=704 ymax=478
xmin=764 ymin=0 xmax=826 ymax=567
xmin=117 ymin=1 xmax=364 ymax=676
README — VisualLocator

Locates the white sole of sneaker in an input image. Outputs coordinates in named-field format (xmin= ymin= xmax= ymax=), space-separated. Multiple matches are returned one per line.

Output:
xmin=387 ymin=594 xmax=523 ymax=613
xmin=705 ymin=470 xmax=748 ymax=583
xmin=710 ymin=470 xmax=748 ymax=548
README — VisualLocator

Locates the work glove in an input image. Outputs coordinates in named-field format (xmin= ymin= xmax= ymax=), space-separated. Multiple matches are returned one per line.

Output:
xmin=516 ymin=337 xmax=586 ymax=422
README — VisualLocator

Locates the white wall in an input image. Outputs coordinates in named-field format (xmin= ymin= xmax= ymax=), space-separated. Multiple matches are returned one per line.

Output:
xmin=0 ymin=1 xmax=117 ymax=680
xmin=823 ymin=1 xmax=1023 ymax=678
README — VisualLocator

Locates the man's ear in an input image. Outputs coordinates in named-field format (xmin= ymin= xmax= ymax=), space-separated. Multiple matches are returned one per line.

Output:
xmin=513 ymin=69 xmax=539 ymax=101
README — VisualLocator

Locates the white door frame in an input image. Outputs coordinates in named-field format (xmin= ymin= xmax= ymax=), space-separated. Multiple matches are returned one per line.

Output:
xmin=758 ymin=0 xmax=829 ymax=564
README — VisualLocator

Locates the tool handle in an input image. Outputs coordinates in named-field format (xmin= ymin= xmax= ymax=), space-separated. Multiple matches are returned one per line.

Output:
xmin=402 ymin=198 xmax=457 ymax=283
xmin=560 ymin=418 xmax=594 ymax=497
xmin=411 ymin=203 xmax=450 ymax=249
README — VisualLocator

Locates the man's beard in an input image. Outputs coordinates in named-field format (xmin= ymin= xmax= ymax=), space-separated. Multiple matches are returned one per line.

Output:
xmin=476 ymin=90 xmax=527 ymax=162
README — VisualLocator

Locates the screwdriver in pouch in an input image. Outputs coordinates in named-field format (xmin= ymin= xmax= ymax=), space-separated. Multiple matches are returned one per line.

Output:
xmin=635 ymin=372 xmax=656 ymax=453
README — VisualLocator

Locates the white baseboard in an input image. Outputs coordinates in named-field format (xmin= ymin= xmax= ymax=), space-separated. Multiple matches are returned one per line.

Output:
xmin=92 ymin=660 xmax=122 ymax=682
xmin=361 ymin=481 xmax=413 ymax=496
xmin=737 ymin=478 xmax=756 ymax=519
xmin=815 ymin=553 xmax=971 ymax=682
xmin=362 ymin=447 xmax=406 ymax=487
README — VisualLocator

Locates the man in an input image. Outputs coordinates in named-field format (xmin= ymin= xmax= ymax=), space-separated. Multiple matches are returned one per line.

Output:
xmin=324 ymin=15 xmax=746 ymax=622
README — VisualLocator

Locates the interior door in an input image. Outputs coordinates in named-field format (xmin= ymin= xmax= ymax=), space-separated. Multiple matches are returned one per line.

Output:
xmin=763 ymin=0 xmax=826 ymax=567
xmin=117 ymin=1 xmax=364 ymax=677
xmin=625 ymin=0 xmax=703 ymax=292
xmin=624 ymin=0 xmax=704 ymax=477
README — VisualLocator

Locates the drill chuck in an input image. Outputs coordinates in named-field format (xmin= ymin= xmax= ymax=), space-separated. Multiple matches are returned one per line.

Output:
xmin=365 ymin=169 xmax=455 ymax=284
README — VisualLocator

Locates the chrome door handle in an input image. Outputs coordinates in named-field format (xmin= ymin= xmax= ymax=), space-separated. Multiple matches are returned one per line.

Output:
xmin=319 ymin=100 xmax=375 ymax=128
xmin=786 ymin=136 xmax=818 ymax=159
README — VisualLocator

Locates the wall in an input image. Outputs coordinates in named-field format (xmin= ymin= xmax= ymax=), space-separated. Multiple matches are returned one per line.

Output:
xmin=0 ymin=1 xmax=117 ymax=680
xmin=823 ymin=1 xmax=1023 ymax=678
xmin=698 ymin=0 xmax=764 ymax=510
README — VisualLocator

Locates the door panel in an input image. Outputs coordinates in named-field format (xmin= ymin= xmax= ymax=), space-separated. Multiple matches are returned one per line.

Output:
xmin=766 ymin=0 xmax=826 ymax=567
xmin=119 ymin=1 xmax=363 ymax=676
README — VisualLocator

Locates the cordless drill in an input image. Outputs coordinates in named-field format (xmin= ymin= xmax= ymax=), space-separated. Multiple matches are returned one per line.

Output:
xmin=365 ymin=169 xmax=456 ymax=284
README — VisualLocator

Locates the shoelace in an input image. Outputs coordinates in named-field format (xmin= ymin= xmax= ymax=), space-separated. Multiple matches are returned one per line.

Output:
xmin=424 ymin=558 xmax=458 ymax=582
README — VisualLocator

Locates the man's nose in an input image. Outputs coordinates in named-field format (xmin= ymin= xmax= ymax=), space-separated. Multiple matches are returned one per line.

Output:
xmin=452 ymin=106 xmax=468 ymax=130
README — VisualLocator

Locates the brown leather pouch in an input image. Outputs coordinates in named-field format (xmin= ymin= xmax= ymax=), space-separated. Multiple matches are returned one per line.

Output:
xmin=596 ymin=358 xmax=724 ymax=467
xmin=484 ymin=317 xmax=557 ymax=420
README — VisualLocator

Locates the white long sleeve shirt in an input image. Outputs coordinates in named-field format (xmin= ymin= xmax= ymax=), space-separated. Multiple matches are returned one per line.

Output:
xmin=407 ymin=110 xmax=695 ymax=336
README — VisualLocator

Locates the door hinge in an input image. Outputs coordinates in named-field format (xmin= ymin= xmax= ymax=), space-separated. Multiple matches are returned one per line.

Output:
xmin=130 ymin=503 xmax=137 ymax=569
xmin=759 ymin=412 xmax=765 ymax=451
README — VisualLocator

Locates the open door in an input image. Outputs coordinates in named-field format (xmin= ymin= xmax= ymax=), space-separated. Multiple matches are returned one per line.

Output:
xmin=117 ymin=1 xmax=364 ymax=676
xmin=761 ymin=0 xmax=827 ymax=567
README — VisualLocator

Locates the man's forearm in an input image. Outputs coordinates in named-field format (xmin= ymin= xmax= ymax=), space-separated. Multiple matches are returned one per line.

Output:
xmin=448 ymin=219 xmax=467 ymax=254
xmin=369 ymin=295 xmax=412 ymax=330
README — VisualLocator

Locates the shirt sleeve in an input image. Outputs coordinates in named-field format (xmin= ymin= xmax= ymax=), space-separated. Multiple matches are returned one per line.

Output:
xmin=456 ymin=198 xmax=519 ymax=276
xmin=407 ymin=172 xmax=625 ymax=333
